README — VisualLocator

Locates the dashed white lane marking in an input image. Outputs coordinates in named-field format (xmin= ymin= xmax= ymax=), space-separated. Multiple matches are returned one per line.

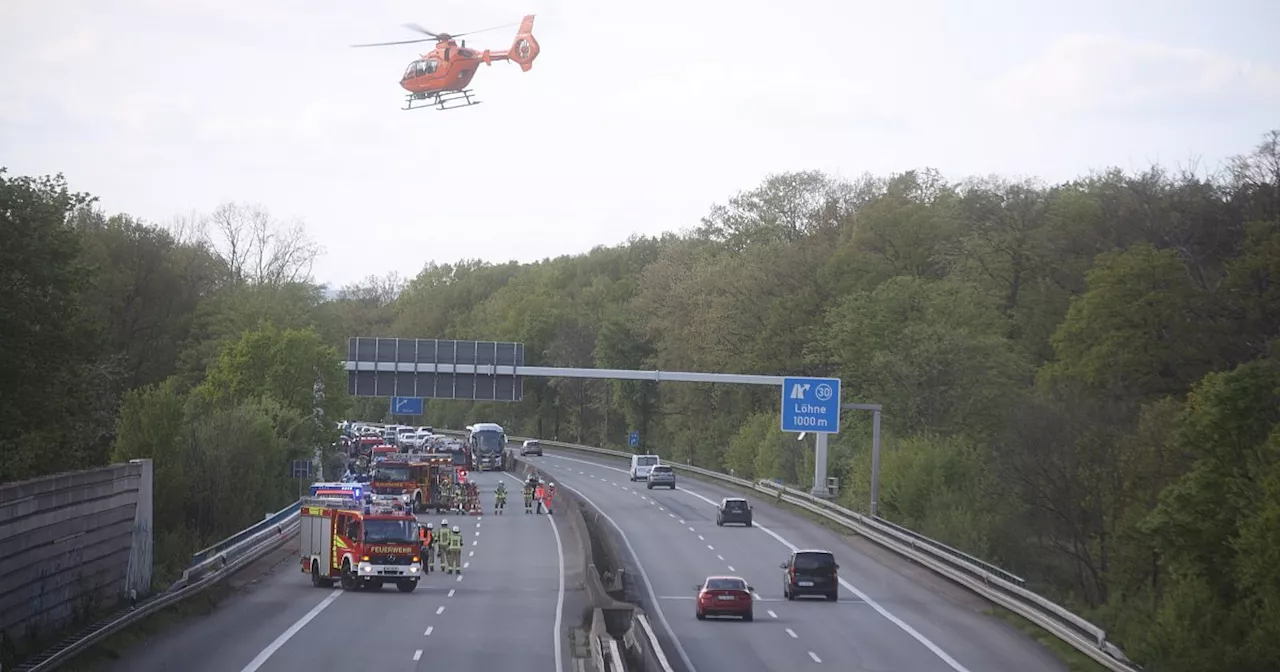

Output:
xmin=456 ymin=575 xmax=463 ymax=582
xmin=786 ymin=628 xmax=798 ymax=638
xmin=425 ymin=626 xmax=434 ymax=635
xmin=476 ymin=522 xmax=482 ymax=528
xmin=808 ymin=651 xmax=822 ymax=663
xmin=687 ymin=526 xmax=695 ymax=532
xmin=727 ymin=565 xmax=735 ymax=572
xmin=413 ymin=649 xmax=423 ymax=661
xmin=435 ymin=606 xmax=445 ymax=615
xmin=476 ymin=531 xmax=481 ymax=536
xmin=469 ymin=551 xmax=474 ymax=557
xmin=717 ymin=555 xmax=724 ymax=561
xmin=697 ymin=534 xmax=704 ymax=541
xmin=463 ymin=562 xmax=470 ymax=569
xmin=678 ymin=519 xmax=686 ymax=525
xmin=545 ymin=451 xmax=973 ymax=672
xmin=472 ymin=540 xmax=478 ymax=546
xmin=668 ymin=512 xmax=675 ymax=518
xmin=447 ymin=589 xmax=455 ymax=597
xmin=767 ymin=610 xmax=778 ymax=619
xmin=707 ymin=545 xmax=715 ymax=551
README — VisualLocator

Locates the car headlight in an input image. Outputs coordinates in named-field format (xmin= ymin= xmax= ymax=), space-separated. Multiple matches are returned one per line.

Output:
xmin=358 ymin=562 xmax=372 ymax=573
xmin=409 ymin=564 xmax=420 ymax=573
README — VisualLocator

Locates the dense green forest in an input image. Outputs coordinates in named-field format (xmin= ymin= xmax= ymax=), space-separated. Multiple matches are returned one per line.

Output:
xmin=2 ymin=129 xmax=1278 ymax=671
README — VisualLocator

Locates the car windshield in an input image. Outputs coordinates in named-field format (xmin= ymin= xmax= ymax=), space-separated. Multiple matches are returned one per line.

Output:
xmin=374 ymin=466 xmax=411 ymax=481
xmin=794 ymin=553 xmax=836 ymax=571
xmin=636 ymin=456 xmax=658 ymax=466
xmin=362 ymin=519 xmax=417 ymax=543
xmin=706 ymin=578 xmax=746 ymax=590
xmin=725 ymin=500 xmax=747 ymax=511
xmin=652 ymin=466 xmax=672 ymax=473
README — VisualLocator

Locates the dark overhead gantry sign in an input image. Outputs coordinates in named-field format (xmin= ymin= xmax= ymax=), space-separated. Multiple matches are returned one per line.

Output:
xmin=346 ymin=338 xmax=525 ymax=401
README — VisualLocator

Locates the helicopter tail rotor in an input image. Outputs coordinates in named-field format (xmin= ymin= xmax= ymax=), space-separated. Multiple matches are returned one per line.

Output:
xmin=482 ymin=15 xmax=539 ymax=71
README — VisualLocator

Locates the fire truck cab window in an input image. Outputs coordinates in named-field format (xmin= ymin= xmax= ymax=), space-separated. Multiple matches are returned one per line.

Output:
xmin=347 ymin=520 xmax=361 ymax=540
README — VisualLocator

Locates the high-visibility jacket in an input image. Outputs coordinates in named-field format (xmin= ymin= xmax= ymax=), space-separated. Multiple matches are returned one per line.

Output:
xmin=437 ymin=528 xmax=452 ymax=546
xmin=420 ymin=529 xmax=433 ymax=546
xmin=448 ymin=532 xmax=463 ymax=550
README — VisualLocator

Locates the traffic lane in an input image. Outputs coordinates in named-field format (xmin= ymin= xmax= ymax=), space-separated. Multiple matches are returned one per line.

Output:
xmin=543 ymin=451 xmax=1066 ymax=672
xmin=93 ymin=542 xmax=336 ymax=672
xmin=245 ymin=471 xmax=566 ymax=672
xmin=557 ymin=466 xmax=960 ymax=672
xmin=554 ymin=469 xmax=830 ymax=672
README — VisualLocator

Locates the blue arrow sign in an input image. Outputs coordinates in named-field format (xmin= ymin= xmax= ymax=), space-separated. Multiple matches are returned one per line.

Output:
xmin=628 ymin=430 xmax=640 ymax=448
xmin=390 ymin=396 xmax=424 ymax=416
xmin=780 ymin=377 xmax=841 ymax=433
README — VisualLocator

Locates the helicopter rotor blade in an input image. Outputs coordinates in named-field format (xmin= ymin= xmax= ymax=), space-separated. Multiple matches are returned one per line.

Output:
xmin=449 ymin=22 xmax=518 ymax=39
xmin=350 ymin=38 xmax=436 ymax=48
xmin=401 ymin=23 xmax=440 ymax=38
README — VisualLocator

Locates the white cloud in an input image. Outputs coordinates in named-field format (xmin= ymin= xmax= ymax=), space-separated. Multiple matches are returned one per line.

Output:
xmin=986 ymin=33 xmax=1280 ymax=119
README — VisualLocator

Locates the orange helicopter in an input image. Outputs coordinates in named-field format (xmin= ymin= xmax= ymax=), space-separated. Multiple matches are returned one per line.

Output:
xmin=352 ymin=15 xmax=540 ymax=111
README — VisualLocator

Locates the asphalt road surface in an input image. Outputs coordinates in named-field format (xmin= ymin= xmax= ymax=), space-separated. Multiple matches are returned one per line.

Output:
xmin=527 ymin=449 xmax=1067 ymax=672
xmin=98 ymin=470 xmax=577 ymax=672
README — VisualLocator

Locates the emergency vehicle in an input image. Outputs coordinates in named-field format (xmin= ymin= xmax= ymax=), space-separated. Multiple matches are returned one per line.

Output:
xmin=372 ymin=453 xmax=457 ymax=513
xmin=310 ymin=482 xmax=364 ymax=500
xmin=299 ymin=496 xmax=424 ymax=592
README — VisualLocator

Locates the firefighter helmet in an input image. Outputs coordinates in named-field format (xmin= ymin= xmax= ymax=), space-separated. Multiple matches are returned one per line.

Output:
xmin=452 ymin=525 xmax=460 ymax=533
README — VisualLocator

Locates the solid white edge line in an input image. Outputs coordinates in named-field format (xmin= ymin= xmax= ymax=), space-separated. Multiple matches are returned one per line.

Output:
xmin=555 ymin=480 xmax=699 ymax=672
xmin=238 ymin=589 xmax=342 ymax=672
xmin=548 ymin=451 xmax=973 ymax=672
xmin=505 ymin=472 xmax=566 ymax=672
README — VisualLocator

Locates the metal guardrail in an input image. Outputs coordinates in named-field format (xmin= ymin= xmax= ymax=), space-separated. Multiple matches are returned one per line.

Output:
xmin=17 ymin=502 xmax=303 ymax=672
xmin=438 ymin=429 xmax=1138 ymax=672
xmin=189 ymin=500 xmax=302 ymax=567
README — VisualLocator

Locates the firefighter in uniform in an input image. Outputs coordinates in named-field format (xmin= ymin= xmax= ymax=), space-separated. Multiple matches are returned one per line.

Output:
xmin=523 ymin=480 xmax=534 ymax=514
xmin=419 ymin=523 xmax=434 ymax=573
xmin=436 ymin=519 xmax=451 ymax=572
xmin=448 ymin=525 xmax=464 ymax=574
xmin=494 ymin=482 xmax=508 ymax=515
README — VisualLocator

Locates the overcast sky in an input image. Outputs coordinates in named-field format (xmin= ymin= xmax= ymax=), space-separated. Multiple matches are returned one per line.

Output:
xmin=2 ymin=0 xmax=1278 ymax=289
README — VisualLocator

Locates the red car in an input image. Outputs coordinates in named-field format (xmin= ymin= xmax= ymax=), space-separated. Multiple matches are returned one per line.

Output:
xmin=694 ymin=576 xmax=754 ymax=621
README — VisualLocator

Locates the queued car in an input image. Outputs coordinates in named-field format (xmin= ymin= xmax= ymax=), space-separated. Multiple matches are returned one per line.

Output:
xmin=780 ymin=549 xmax=839 ymax=601
xmin=716 ymin=497 xmax=752 ymax=526
xmin=694 ymin=576 xmax=754 ymax=621
xmin=519 ymin=440 xmax=543 ymax=456
xmin=646 ymin=464 xmax=676 ymax=490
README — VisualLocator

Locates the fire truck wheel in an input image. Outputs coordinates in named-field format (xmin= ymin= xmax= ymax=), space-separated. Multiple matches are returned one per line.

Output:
xmin=340 ymin=560 xmax=356 ymax=590
xmin=310 ymin=561 xmax=334 ymax=588
xmin=397 ymin=580 xmax=419 ymax=593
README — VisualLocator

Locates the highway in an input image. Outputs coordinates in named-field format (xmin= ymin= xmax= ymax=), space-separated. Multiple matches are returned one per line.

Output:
xmin=97 ymin=471 xmax=578 ymax=672
xmin=525 ymin=448 xmax=1067 ymax=672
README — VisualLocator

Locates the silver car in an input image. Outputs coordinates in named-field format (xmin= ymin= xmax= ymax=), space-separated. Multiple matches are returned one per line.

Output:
xmin=646 ymin=465 xmax=676 ymax=490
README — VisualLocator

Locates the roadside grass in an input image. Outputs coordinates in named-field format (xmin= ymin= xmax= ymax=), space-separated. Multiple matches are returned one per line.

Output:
xmin=57 ymin=582 xmax=240 ymax=672
xmin=987 ymin=606 xmax=1109 ymax=672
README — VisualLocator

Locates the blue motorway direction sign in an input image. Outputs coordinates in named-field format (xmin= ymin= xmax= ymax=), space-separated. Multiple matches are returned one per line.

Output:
xmin=628 ymin=430 xmax=640 ymax=448
xmin=780 ymin=377 xmax=841 ymax=433
xmin=390 ymin=396 xmax=424 ymax=415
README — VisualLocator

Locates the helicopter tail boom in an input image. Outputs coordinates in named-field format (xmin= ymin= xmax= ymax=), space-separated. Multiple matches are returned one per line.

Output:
xmin=481 ymin=14 xmax=539 ymax=71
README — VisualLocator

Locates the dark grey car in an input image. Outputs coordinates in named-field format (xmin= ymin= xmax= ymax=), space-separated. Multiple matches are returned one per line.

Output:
xmin=716 ymin=498 xmax=752 ymax=526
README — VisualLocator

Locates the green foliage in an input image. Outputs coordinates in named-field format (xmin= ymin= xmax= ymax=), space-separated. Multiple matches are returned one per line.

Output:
xmin=3 ymin=128 xmax=1279 ymax=670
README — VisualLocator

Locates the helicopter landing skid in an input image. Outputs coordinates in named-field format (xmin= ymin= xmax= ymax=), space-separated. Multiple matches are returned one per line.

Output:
xmin=404 ymin=89 xmax=481 ymax=111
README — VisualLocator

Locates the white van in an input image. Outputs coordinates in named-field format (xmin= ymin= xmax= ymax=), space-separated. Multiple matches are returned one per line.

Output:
xmin=629 ymin=454 xmax=660 ymax=481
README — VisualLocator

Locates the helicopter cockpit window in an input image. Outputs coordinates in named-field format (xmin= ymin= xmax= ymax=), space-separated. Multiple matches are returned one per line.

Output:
xmin=425 ymin=59 xmax=440 ymax=74
xmin=405 ymin=62 xmax=420 ymax=79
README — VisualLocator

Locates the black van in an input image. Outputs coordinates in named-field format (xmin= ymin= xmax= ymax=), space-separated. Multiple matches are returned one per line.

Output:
xmin=780 ymin=549 xmax=839 ymax=601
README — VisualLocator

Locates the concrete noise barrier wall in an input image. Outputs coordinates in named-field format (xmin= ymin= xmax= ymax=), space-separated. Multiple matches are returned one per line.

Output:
xmin=0 ymin=459 xmax=154 ymax=649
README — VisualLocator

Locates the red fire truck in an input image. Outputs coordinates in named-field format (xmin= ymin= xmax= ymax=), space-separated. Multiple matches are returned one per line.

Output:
xmin=372 ymin=453 xmax=458 ymax=513
xmin=299 ymin=496 xmax=424 ymax=592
